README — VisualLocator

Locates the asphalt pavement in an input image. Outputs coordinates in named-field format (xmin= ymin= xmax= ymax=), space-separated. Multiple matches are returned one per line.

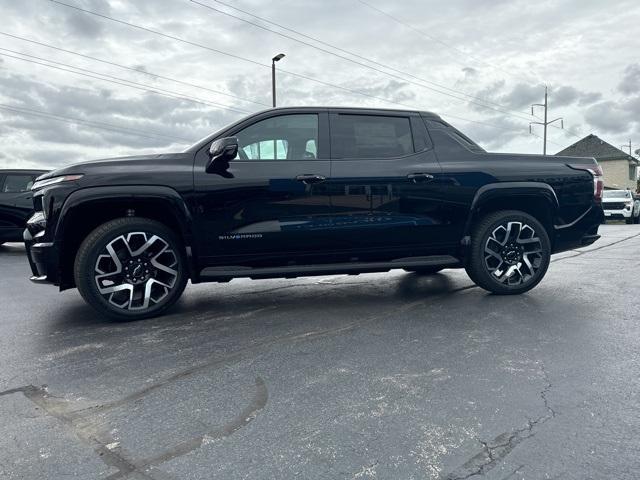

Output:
xmin=1 ymin=224 xmax=640 ymax=480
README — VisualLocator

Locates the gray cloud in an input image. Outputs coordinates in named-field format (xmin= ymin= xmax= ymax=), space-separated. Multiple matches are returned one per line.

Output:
xmin=552 ymin=86 xmax=602 ymax=107
xmin=577 ymin=91 xmax=602 ymax=106
xmin=618 ymin=64 xmax=640 ymax=95
xmin=584 ymin=100 xmax=635 ymax=134
xmin=500 ymin=83 xmax=545 ymax=110
xmin=0 ymin=0 xmax=639 ymax=166
xmin=58 ymin=0 xmax=113 ymax=39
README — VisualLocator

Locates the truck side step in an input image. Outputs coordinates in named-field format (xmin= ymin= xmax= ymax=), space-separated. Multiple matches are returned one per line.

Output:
xmin=200 ymin=255 xmax=461 ymax=281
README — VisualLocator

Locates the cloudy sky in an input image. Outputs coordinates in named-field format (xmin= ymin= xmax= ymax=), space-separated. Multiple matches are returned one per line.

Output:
xmin=1 ymin=0 xmax=639 ymax=169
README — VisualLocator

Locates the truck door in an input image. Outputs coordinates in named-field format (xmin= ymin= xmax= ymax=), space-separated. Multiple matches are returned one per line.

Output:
xmin=193 ymin=111 xmax=335 ymax=266
xmin=327 ymin=111 xmax=446 ymax=256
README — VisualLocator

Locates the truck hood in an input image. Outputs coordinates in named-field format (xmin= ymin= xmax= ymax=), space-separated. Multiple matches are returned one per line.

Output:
xmin=36 ymin=153 xmax=190 ymax=181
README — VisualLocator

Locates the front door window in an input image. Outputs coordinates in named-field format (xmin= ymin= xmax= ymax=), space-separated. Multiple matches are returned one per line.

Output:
xmin=234 ymin=114 xmax=319 ymax=161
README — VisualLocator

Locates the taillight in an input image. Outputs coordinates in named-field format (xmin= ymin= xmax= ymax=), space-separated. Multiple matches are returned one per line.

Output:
xmin=569 ymin=163 xmax=603 ymax=202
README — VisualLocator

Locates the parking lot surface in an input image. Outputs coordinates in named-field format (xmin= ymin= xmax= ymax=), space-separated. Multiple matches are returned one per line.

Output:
xmin=1 ymin=224 xmax=640 ymax=479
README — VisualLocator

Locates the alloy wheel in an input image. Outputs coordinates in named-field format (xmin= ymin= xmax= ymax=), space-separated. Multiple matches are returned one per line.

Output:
xmin=94 ymin=232 xmax=178 ymax=310
xmin=483 ymin=221 xmax=543 ymax=286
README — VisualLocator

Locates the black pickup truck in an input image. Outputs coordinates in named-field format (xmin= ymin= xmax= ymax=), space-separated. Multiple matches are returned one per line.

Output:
xmin=24 ymin=107 xmax=604 ymax=320
xmin=0 ymin=169 xmax=48 ymax=245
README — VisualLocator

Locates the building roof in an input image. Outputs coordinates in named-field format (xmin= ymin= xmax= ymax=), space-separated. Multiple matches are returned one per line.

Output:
xmin=556 ymin=134 xmax=640 ymax=164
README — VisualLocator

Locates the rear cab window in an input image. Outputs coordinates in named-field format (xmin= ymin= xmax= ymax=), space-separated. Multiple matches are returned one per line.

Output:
xmin=424 ymin=119 xmax=486 ymax=153
xmin=330 ymin=114 xmax=415 ymax=159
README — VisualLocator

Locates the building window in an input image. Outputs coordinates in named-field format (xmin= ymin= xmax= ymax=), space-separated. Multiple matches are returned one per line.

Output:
xmin=630 ymin=164 xmax=637 ymax=181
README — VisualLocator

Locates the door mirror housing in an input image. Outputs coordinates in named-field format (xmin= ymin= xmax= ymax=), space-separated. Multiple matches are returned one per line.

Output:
xmin=206 ymin=137 xmax=239 ymax=173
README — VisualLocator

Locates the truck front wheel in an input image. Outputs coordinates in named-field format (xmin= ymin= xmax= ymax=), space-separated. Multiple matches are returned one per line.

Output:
xmin=74 ymin=217 xmax=188 ymax=321
xmin=465 ymin=210 xmax=551 ymax=295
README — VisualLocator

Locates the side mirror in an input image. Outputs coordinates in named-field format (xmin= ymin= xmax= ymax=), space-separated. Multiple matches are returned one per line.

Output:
xmin=206 ymin=137 xmax=239 ymax=173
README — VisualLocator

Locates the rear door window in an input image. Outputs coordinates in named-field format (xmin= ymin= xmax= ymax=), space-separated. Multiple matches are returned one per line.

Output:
xmin=331 ymin=114 xmax=414 ymax=159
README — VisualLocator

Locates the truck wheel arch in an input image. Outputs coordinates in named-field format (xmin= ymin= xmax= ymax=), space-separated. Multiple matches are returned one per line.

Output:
xmin=462 ymin=182 xmax=559 ymax=243
xmin=54 ymin=186 xmax=197 ymax=290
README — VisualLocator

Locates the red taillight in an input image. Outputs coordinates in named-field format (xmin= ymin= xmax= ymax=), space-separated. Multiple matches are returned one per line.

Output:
xmin=570 ymin=163 xmax=603 ymax=201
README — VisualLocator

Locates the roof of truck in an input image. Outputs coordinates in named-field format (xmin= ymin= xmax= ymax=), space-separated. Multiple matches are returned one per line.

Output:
xmin=265 ymin=106 xmax=441 ymax=118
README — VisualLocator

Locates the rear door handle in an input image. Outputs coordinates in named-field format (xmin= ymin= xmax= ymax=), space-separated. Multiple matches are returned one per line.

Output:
xmin=296 ymin=174 xmax=326 ymax=184
xmin=407 ymin=173 xmax=434 ymax=183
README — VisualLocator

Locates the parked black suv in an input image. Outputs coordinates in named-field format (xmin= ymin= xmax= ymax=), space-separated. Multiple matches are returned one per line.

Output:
xmin=0 ymin=169 xmax=47 ymax=245
xmin=24 ymin=107 xmax=604 ymax=320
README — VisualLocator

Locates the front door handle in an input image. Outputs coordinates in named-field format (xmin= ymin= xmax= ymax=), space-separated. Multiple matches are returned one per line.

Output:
xmin=296 ymin=174 xmax=326 ymax=184
xmin=407 ymin=173 xmax=434 ymax=183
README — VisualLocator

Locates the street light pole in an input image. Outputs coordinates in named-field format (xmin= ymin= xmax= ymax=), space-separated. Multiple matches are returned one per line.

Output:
xmin=271 ymin=53 xmax=285 ymax=108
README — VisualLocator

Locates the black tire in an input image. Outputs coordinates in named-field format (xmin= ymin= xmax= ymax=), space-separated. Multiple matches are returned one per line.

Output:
xmin=626 ymin=218 xmax=633 ymax=225
xmin=465 ymin=210 xmax=551 ymax=295
xmin=403 ymin=266 xmax=444 ymax=275
xmin=74 ymin=217 xmax=188 ymax=321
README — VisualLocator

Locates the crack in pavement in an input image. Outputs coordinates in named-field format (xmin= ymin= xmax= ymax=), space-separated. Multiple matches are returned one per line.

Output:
xmin=0 ymin=319 xmax=380 ymax=479
xmin=444 ymin=362 xmax=556 ymax=479
xmin=136 ymin=376 xmax=268 ymax=470
xmin=0 ymin=385 xmax=162 ymax=480
xmin=550 ymin=231 xmax=640 ymax=264
xmin=0 ymin=281 xmax=476 ymax=479
xmin=4 ymin=230 xmax=634 ymax=479
xmin=0 ymin=377 xmax=268 ymax=480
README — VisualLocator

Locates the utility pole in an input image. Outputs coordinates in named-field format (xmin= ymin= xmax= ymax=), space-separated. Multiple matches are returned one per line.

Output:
xmin=530 ymin=86 xmax=563 ymax=155
xmin=620 ymin=140 xmax=633 ymax=156
xmin=271 ymin=53 xmax=285 ymax=108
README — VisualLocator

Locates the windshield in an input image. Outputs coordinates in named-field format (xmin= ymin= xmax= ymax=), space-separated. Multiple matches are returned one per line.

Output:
xmin=603 ymin=190 xmax=631 ymax=199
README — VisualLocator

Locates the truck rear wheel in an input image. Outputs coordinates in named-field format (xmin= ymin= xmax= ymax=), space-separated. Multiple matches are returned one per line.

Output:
xmin=74 ymin=217 xmax=188 ymax=321
xmin=465 ymin=210 xmax=551 ymax=295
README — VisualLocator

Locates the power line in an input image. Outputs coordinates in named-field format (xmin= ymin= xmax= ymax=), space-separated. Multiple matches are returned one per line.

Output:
xmin=530 ymin=131 xmax=563 ymax=148
xmin=191 ymin=0 xmax=535 ymax=119
xmin=0 ymin=49 xmax=251 ymax=114
xmin=42 ymin=0 xmax=553 ymax=141
xmin=0 ymin=103 xmax=195 ymax=142
xmin=47 ymin=0 xmax=270 ymax=67
xmin=47 ymin=0 xmax=535 ymax=123
xmin=355 ymin=0 xmax=539 ymax=85
xmin=0 ymin=41 xmax=522 ymax=137
xmin=0 ymin=31 xmax=270 ymax=108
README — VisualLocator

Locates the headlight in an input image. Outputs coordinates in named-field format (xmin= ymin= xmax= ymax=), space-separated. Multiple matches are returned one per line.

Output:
xmin=31 ymin=174 xmax=83 ymax=191
xmin=27 ymin=211 xmax=47 ymax=229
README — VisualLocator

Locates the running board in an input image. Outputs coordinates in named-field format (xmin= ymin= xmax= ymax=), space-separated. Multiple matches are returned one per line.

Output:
xmin=200 ymin=255 xmax=461 ymax=281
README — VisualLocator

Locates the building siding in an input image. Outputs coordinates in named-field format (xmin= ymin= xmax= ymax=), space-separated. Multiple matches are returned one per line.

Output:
xmin=599 ymin=159 xmax=637 ymax=190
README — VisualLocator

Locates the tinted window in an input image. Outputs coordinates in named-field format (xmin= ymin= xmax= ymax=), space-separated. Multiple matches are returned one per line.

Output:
xmin=332 ymin=115 xmax=414 ymax=159
xmin=425 ymin=119 xmax=485 ymax=152
xmin=234 ymin=114 xmax=318 ymax=161
xmin=2 ymin=175 xmax=34 ymax=193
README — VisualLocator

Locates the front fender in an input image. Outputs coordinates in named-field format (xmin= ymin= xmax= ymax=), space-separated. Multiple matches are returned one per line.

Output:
xmin=54 ymin=185 xmax=194 ymax=243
